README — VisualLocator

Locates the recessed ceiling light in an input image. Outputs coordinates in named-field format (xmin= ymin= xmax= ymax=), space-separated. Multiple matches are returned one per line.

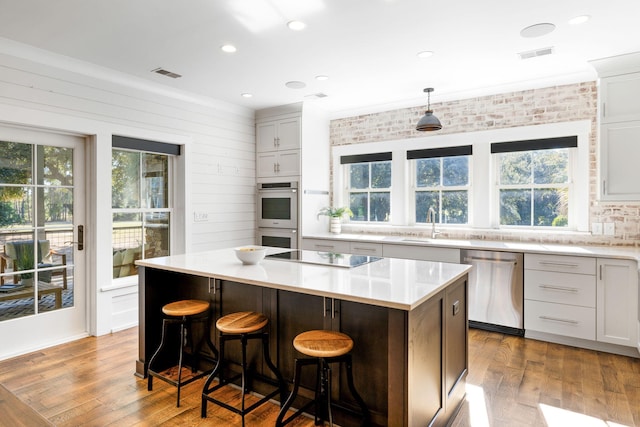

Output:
xmin=221 ymin=44 xmax=237 ymax=53
xmin=315 ymin=75 xmax=329 ymax=81
xmin=568 ymin=15 xmax=591 ymax=25
xmin=241 ymin=93 xmax=253 ymax=98
xmin=287 ymin=20 xmax=306 ymax=31
xmin=520 ymin=23 xmax=556 ymax=38
xmin=285 ymin=81 xmax=306 ymax=89
xmin=417 ymin=51 xmax=434 ymax=59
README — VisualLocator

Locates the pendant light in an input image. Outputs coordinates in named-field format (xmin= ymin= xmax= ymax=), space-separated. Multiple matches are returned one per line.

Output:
xmin=416 ymin=87 xmax=442 ymax=131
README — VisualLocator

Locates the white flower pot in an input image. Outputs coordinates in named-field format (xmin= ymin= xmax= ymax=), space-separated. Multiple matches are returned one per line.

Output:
xmin=330 ymin=217 xmax=342 ymax=234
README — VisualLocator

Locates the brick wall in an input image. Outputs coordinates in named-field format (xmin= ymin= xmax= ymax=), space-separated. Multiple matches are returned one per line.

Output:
xmin=330 ymin=82 xmax=640 ymax=247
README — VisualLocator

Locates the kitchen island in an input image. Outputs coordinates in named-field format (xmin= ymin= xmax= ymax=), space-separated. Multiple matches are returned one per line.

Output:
xmin=136 ymin=247 xmax=471 ymax=427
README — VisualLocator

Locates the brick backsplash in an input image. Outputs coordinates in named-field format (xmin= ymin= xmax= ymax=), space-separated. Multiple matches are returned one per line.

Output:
xmin=330 ymin=82 xmax=640 ymax=247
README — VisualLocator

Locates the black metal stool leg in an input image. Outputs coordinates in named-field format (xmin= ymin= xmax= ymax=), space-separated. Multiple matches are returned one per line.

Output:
xmin=147 ymin=318 xmax=170 ymax=391
xmin=201 ymin=335 xmax=226 ymax=418
xmin=343 ymin=354 xmax=371 ymax=426
xmin=276 ymin=358 xmax=318 ymax=427
xmin=175 ymin=318 xmax=186 ymax=407
xmin=261 ymin=332 xmax=286 ymax=403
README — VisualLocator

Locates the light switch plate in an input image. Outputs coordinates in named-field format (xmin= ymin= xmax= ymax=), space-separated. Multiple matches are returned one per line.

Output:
xmin=591 ymin=222 xmax=603 ymax=235
xmin=604 ymin=222 xmax=615 ymax=236
xmin=194 ymin=211 xmax=209 ymax=222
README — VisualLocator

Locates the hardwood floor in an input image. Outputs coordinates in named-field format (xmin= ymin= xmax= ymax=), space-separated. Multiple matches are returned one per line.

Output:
xmin=0 ymin=327 xmax=638 ymax=426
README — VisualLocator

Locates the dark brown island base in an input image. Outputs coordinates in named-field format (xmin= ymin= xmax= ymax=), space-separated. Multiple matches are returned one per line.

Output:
xmin=136 ymin=248 xmax=471 ymax=427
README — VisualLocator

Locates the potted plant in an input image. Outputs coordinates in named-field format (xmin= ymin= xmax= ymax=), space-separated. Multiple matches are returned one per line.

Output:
xmin=15 ymin=247 xmax=35 ymax=286
xmin=317 ymin=206 xmax=353 ymax=234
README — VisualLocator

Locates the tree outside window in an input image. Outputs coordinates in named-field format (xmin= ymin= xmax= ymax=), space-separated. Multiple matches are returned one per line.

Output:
xmin=413 ymin=154 xmax=470 ymax=225
xmin=497 ymin=148 xmax=569 ymax=227
xmin=348 ymin=160 xmax=391 ymax=222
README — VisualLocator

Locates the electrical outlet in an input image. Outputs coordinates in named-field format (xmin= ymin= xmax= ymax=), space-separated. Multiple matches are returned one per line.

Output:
xmin=604 ymin=222 xmax=615 ymax=236
xmin=194 ymin=211 xmax=209 ymax=222
xmin=591 ymin=222 xmax=603 ymax=235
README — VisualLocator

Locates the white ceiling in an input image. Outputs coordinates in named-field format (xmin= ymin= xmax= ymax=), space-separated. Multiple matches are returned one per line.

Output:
xmin=0 ymin=0 xmax=639 ymax=117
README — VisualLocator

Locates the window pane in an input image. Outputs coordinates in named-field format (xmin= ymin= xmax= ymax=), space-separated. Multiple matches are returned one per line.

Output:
xmin=112 ymin=150 xmax=140 ymax=209
xmin=415 ymin=191 xmax=438 ymax=223
xmin=349 ymin=193 xmax=369 ymax=221
xmin=371 ymin=161 xmax=391 ymax=188
xmin=0 ymin=187 xmax=32 ymax=227
xmin=39 ymin=146 xmax=73 ymax=186
xmin=443 ymin=157 xmax=469 ymax=186
xmin=142 ymin=154 xmax=168 ymax=208
xmin=0 ymin=141 xmax=32 ymax=185
xmin=533 ymin=149 xmax=568 ymax=184
xmin=349 ymin=164 xmax=369 ymax=189
xmin=44 ymin=188 xmax=73 ymax=226
xmin=112 ymin=213 xmax=142 ymax=279
xmin=416 ymin=158 xmax=440 ymax=187
xmin=500 ymin=189 xmax=531 ymax=226
xmin=442 ymin=191 xmax=468 ymax=224
xmin=370 ymin=192 xmax=390 ymax=222
xmin=499 ymin=152 xmax=531 ymax=185
xmin=534 ymin=188 xmax=568 ymax=226
xmin=145 ymin=212 xmax=170 ymax=258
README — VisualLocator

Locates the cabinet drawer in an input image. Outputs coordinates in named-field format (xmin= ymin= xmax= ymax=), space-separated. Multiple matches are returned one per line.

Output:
xmin=383 ymin=244 xmax=460 ymax=263
xmin=525 ymin=254 xmax=595 ymax=275
xmin=525 ymin=300 xmax=595 ymax=340
xmin=524 ymin=270 xmax=596 ymax=307
xmin=349 ymin=242 xmax=383 ymax=256
xmin=302 ymin=239 xmax=350 ymax=253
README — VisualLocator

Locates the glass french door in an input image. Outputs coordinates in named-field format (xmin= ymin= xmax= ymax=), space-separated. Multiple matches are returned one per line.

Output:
xmin=0 ymin=126 xmax=86 ymax=359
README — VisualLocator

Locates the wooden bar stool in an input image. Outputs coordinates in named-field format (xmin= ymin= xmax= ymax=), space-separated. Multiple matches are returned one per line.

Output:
xmin=201 ymin=311 xmax=285 ymax=426
xmin=147 ymin=299 xmax=218 ymax=407
xmin=276 ymin=330 xmax=370 ymax=427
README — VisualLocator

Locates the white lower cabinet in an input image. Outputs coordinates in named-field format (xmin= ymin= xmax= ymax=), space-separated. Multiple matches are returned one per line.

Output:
xmin=524 ymin=254 xmax=596 ymax=340
xmin=525 ymin=300 xmax=596 ymax=340
xmin=382 ymin=244 xmax=460 ymax=263
xmin=302 ymin=238 xmax=350 ymax=253
xmin=597 ymin=258 xmax=638 ymax=347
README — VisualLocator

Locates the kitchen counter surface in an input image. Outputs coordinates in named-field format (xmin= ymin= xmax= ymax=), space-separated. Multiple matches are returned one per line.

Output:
xmin=136 ymin=247 xmax=471 ymax=311
xmin=304 ymin=232 xmax=640 ymax=262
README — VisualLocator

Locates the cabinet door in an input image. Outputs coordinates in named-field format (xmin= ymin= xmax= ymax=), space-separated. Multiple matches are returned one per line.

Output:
xmin=600 ymin=121 xmax=640 ymax=200
xmin=256 ymin=152 xmax=278 ymax=177
xmin=276 ymin=117 xmax=301 ymax=151
xmin=275 ymin=149 xmax=300 ymax=176
xmin=601 ymin=73 xmax=640 ymax=123
xmin=445 ymin=278 xmax=467 ymax=403
xmin=256 ymin=121 xmax=278 ymax=152
xmin=596 ymin=258 xmax=638 ymax=346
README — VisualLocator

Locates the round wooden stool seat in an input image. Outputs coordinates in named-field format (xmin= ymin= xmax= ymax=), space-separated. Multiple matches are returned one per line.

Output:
xmin=293 ymin=330 xmax=354 ymax=358
xmin=216 ymin=311 xmax=268 ymax=334
xmin=162 ymin=299 xmax=210 ymax=317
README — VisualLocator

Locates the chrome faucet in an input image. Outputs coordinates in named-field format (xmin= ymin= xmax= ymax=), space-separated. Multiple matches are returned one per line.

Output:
xmin=426 ymin=207 xmax=440 ymax=239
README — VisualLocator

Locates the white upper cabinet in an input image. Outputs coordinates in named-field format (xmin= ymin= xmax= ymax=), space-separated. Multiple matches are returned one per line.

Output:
xmin=600 ymin=73 xmax=640 ymax=123
xmin=256 ymin=116 xmax=301 ymax=153
xmin=591 ymin=53 xmax=640 ymax=200
xmin=600 ymin=121 xmax=640 ymax=200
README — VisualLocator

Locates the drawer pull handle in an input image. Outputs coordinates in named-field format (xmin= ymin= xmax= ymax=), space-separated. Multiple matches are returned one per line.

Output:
xmin=538 ymin=261 xmax=579 ymax=268
xmin=539 ymin=284 xmax=579 ymax=293
xmin=315 ymin=245 xmax=335 ymax=249
xmin=539 ymin=315 xmax=579 ymax=325
xmin=352 ymin=247 xmax=376 ymax=252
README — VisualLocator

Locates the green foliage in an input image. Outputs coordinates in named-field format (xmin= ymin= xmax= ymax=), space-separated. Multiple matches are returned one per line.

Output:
xmin=317 ymin=206 xmax=353 ymax=219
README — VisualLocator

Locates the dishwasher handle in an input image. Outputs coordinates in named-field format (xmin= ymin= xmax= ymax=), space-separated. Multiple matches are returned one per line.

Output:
xmin=463 ymin=256 xmax=517 ymax=265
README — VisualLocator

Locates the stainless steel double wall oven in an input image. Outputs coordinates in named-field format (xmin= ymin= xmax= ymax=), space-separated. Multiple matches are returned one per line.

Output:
xmin=257 ymin=182 xmax=298 ymax=249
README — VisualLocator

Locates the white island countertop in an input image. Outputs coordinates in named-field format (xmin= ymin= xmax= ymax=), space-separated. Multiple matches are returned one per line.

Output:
xmin=136 ymin=247 xmax=471 ymax=311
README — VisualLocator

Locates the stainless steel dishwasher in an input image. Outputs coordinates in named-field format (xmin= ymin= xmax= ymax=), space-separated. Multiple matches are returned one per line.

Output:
xmin=460 ymin=249 xmax=524 ymax=336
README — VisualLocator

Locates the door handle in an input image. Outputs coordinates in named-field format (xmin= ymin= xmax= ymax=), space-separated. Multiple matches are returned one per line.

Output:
xmin=66 ymin=225 xmax=84 ymax=250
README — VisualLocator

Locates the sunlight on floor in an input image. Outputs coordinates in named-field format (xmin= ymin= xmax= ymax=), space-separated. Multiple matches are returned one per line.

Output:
xmin=539 ymin=404 xmax=630 ymax=427
xmin=466 ymin=384 xmax=490 ymax=427
xmin=465 ymin=384 xmax=630 ymax=427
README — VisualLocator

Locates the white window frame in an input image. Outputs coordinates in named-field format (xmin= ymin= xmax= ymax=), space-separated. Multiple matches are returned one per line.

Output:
xmin=494 ymin=147 xmax=574 ymax=229
xmin=342 ymin=158 xmax=393 ymax=223
xmin=331 ymin=121 xmax=591 ymax=233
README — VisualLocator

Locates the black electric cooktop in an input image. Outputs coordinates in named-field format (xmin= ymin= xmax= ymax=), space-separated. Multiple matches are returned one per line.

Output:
xmin=266 ymin=249 xmax=381 ymax=268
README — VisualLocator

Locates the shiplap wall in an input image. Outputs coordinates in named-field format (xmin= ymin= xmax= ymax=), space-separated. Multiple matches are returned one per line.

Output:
xmin=0 ymin=43 xmax=256 ymax=338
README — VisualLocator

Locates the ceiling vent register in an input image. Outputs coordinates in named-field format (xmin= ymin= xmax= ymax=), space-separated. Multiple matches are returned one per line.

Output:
xmin=518 ymin=47 xmax=555 ymax=60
